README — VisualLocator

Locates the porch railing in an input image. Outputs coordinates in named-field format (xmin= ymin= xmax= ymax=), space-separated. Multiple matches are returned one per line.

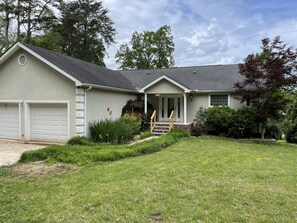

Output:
xmin=150 ymin=110 xmax=157 ymax=133
xmin=169 ymin=110 xmax=175 ymax=131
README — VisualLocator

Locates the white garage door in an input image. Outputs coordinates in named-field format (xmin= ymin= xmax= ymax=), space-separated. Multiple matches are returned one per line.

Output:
xmin=0 ymin=103 xmax=19 ymax=139
xmin=30 ymin=104 xmax=68 ymax=141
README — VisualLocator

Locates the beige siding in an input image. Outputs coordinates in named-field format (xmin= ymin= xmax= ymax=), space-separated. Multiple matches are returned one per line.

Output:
xmin=230 ymin=93 xmax=243 ymax=109
xmin=0 ymin=49 xmax=76 ymax=138
xmin=146 ymin=80 xmax=184 ymax=94
xmin=86 ymin=89 xmax=136 ymax=135
xmin=187 ymin=94 xmax=209 ymax=123
xmin=187 ymin=93 xmax=244 ymax=123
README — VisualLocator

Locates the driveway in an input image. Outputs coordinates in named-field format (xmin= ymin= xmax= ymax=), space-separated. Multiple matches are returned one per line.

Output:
xmin=0 ymin=140 xmax=46 ymax=166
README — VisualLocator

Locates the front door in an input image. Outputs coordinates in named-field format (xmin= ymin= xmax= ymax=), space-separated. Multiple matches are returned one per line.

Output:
xmin=159 ymin=96 xmax=182 ymax=122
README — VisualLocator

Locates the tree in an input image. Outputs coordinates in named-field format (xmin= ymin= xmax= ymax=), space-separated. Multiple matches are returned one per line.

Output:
xmin=20 ymin=0 xmax=57 ymax=43
xmin=55 ymin=0 xmax=115 ymax=66
xmin=0 ymin=0 xmax=14 ymax=50
xmin=235 ymin=36 xmax=297 ymax=138
xmin=115 ymin=25 xmax=175 ymax=70
xmin=281 ymin=91 xmax=297 ymax=143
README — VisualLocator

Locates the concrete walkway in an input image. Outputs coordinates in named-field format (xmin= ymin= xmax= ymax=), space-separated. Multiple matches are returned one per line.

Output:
xmin=0 ymin=140 xmax=46 ymax=167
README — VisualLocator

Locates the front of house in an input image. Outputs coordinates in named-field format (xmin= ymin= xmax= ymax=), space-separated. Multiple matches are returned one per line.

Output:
xmin=0 ymin=42 xmax=244 ymax=142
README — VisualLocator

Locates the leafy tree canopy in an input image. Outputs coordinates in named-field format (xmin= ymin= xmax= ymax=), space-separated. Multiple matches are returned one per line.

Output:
xmin=115 ymin=25 xmax=175 ymax=70
xmin=55 ymin=0 xmax=116 ymax=66
xmin=235 ymin=36 xmax=297 ymax=138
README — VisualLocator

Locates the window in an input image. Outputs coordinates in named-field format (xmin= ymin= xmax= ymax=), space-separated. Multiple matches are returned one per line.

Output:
xmin=210 ymin=95 xmax=229 ymax=106
xmin=18 ymin=54 xmax=27 ymax=65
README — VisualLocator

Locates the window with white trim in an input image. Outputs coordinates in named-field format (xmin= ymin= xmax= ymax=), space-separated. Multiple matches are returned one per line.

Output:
xmin=210 ymin=95 xmax=229 ymax=106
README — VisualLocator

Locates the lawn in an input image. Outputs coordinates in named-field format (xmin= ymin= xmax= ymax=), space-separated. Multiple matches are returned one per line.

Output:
xmin=0 ymin=136 xmax=296 ymax=222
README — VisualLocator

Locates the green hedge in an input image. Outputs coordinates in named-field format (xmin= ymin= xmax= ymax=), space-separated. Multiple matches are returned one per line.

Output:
xmin=19 ymin=130 xmax=189 ymax=166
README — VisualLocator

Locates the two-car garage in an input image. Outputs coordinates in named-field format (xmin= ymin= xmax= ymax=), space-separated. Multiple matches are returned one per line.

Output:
xmin=0 ymin=102 xmax=68 ymax=142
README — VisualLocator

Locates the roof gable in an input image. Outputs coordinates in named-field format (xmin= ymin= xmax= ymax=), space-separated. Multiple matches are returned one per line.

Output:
xmin=139 ymin=75 xmax=190 ymax=93
xmin=0 ymin=42 xmax=136 ymax=92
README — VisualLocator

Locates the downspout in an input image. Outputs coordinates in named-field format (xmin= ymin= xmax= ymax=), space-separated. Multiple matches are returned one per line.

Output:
xmin=84 ymin=86 xmax=92 ymax=136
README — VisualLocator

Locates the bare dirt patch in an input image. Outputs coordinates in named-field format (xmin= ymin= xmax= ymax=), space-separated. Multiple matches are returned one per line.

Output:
xmin=7 ymin=161 xmax=80 ymax=179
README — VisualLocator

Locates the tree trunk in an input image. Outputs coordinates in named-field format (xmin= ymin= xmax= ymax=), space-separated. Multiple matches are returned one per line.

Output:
xmin=16 ymin=0 xmax=20 ymax=41
xmin=259 ymin=122 xmax=266 ymax=139
xmin=4 ymin=0 xmax=10 ymax=49
xmin=26 ymin=0 xmax=32 ymax=43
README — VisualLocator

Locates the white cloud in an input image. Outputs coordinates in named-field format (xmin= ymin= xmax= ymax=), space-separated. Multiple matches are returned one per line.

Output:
xmin=103 ymin=0 xmax=297 ymax=69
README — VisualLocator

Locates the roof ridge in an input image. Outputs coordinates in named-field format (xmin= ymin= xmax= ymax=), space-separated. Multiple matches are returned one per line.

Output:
xmin=119 ymin=64 xmax=239 ymax=72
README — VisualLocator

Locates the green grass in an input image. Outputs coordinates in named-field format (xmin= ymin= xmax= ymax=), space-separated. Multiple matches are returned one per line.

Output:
xmin=1 ymin=136 xmax=297 ymax=222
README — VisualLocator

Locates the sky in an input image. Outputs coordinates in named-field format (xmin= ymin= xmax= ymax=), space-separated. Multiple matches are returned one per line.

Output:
xmin=102 ymin=0 xmax=297 ymax=69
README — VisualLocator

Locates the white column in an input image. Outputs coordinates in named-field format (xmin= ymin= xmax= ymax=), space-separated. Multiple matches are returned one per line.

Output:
xmin=76 ymin=88 xmax=85 ymax=136
xmin=144 ymin=93 xmax=148 ymax=114
xmin=184 ymin=93 xmax=187 ymax=124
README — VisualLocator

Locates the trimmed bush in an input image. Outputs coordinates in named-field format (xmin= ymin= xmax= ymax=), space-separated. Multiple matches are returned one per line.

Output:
xmin=193 ymin=107 xmax=258 ymax=138
xmin=140 ymin=131 xmax=152 ymax=139
xmin=206 ymin=106 xmax=234 ymax=135
xmin=67 ymin=136 xmax=95 ymax=146
xmin=19 ymin=130 xmax=190 ymax=166
xmin=228 ymin=108 xmax=258 ymax=138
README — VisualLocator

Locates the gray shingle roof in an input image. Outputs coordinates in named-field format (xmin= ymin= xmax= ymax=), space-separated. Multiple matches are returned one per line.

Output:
xmin=120 ymin=65 xmax=243 ymax=91
xmin=22 ymin=43 xmax=136 ymax=91
xmin=21 ymin=43 xmax=242 ymax=92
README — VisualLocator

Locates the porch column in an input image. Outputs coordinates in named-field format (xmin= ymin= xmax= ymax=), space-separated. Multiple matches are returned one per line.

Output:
xmin=144 ymin=93 xmax=147 ymax=114
xmin=184 ymin=93 xmax=187 ymax=124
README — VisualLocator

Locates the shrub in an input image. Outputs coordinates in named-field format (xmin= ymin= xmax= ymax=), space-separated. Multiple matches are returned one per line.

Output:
xmin=193 ymin=107 xmax=258 ymax=138
xmin=206 ymin=106 xmax=235 ymax=135
xmin=121 ymin=113 xmax=141 ymax=135
xmin=140 ymin=131 xmax=152 ymax=139
xmin=89 ymin=118 xmax=139 ymax=144
xmin=228 ymin=108 xmax=258 ymax=138
xmin=286 ymin=124 xmax=297 ymax=143
xmin=266 ymin=120 xmax=282 ymax=140
xmin=282 ymin=95 xmax=297 ymax=143
xmin=121 ymin=99 xmax=155 ymax=131
xmin=67 ymin=136 xmax=95 ymax=146
xmin=193 ymin=107 xmax=208 ymax=136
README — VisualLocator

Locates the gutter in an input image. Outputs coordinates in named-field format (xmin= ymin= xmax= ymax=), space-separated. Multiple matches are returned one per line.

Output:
xmin=80 ymin=83 xmax=138 ymax=93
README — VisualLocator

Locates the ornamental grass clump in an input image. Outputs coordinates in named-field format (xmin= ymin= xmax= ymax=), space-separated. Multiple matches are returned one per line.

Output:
xmin=89 ymin=115 xmax=141 ymax=144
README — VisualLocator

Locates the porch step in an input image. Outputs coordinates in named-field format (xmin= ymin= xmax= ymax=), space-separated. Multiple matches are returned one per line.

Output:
xmin=152 ymin=123 xmax=171 ymax=135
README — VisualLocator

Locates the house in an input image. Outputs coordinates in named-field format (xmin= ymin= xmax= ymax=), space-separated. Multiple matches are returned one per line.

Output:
xmin=0 ymin=42 xmax=244 ymax=142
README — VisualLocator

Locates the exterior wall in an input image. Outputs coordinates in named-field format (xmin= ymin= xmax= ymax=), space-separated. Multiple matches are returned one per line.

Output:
xmin=187 ymin=93 xmax=244 ymax=123
xmin=146 ymin=80 xmax=184 ymax=94
xmin=229 ymin=93 xmax=243 ymax=109
xmin=86 ymin=89 xmax=136 ymax=136
xmin=0 ymin=49 xmax=77 ymax=139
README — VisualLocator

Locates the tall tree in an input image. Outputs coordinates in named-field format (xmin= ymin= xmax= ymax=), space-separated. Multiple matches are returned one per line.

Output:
xmin=235 ymin=36 xmax=297 ymax=138
xmin=20 ymin=0 xmax=56 ymax=43
xmin=56 ymin=0 xmax=116 ymax=66
xmin=115 ymin=25 xmax=175 ymax=70
xmin=0 ymin=0 xmax=14 ymax=50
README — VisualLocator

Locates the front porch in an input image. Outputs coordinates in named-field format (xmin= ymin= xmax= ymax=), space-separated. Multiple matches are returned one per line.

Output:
xmin=139 ymin=75 xmax=194 ymax=134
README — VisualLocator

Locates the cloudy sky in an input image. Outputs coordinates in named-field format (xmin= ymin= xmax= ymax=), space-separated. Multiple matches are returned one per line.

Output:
xmin=102 ymin=0 xmax=297 ymax=69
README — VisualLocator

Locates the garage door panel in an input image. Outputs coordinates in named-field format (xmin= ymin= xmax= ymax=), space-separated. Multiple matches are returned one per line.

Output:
xmin=0 ymin=103 xmax=19 ymax=139
xmin=31 ymin=104 xmax=68 ymax=141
